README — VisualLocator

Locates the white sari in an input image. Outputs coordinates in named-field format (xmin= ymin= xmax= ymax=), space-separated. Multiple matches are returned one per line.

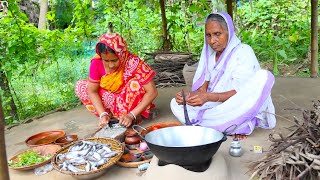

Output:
xmin=170 ymin=12 xmax=276 ymax=135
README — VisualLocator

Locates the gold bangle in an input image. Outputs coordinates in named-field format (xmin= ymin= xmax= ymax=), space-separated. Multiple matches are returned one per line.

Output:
xmin=217 ymin=94 xmax=221 ymax=102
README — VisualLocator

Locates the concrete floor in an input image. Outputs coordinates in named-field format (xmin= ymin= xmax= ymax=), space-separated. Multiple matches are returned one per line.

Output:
xmin=5 ymin=77 xmax=320 ymax=180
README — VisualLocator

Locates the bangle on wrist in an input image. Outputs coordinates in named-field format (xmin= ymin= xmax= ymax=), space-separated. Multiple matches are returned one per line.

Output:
xmin=129 ymin=112 xmax=136 ymax=120
xmin=99 ymin=112 xmax=109 ymax=119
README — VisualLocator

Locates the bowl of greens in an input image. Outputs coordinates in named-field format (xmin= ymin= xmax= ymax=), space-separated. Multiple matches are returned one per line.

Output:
xmin=8 ymin=144 xmax=61 ymax=170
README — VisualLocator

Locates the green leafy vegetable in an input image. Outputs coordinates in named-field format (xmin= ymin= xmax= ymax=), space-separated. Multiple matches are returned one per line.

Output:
xmin=8 ymin=150 xmax=51 ymax=168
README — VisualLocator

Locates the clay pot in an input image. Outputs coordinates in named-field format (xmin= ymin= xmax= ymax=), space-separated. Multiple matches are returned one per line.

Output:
xmin=54 ymin=134 xmax=78 ymax=146
xmin=125 ymin=128 xmax=142 ymax=145
xmin=25 ymin=130 xmax=65 ymax=147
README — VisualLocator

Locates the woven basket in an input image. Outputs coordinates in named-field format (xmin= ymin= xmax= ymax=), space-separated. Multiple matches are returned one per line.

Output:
xmin=51 ymin=137 xmax=123 ymax=178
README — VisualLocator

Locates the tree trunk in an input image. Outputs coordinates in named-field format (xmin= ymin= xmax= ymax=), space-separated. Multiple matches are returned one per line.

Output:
xmin=310 ymin=0 xmax=318 ymax=78
xmin=0 ymin=69 xmax=18 ymax=123
xmin=0 ymin=97 xmax=9 ymax=180
xmin=18 ymin=0 xmax=40 ymax=25
xmin=159 ymin=0 xmax=170 ymax=51
xmin=226 ymin=0 xmax=233 ymax=19
xmin=38 ymin=0 xmax=48 ymax=29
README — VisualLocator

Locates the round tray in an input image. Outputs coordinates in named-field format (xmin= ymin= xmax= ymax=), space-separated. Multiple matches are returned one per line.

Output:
xmin=117 ymin=159 xmax=151 ymax=168
xmin=142 ymin=121 xmax=182 ymax=136
xmin=25 ymin=130 xmax=65 ymax=147
xmin=9 ymin=144 xmax=61 ymax=170
xmin=116 ymin=143 xmax=153 ymax=168
xmin=51 ymin=137 xmax=124 ymax=179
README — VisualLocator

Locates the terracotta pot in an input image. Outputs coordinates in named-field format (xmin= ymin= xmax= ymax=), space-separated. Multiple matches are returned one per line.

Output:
xmin=125 ymin=128 xmax=138 ymax=136
xmin=25 ymin=130 xmax=65 ymax=147
xmin=125 ymin=135 xmax=141 ymax=145
xmin=54 ymin=134 xmax=78 ymax=146
xmin=125 ymin=128 xmax=142 ymax=145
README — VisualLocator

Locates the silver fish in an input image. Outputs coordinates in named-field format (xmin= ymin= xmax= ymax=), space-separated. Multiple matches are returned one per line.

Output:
xmin=95 ymin=158 xmax=107 ymax=166
xmin=85 ymin=161 xmax=91 ymax=172
xmin=103 ymin=151 xmax=118 ymax=158
xmin=67 ymin=164 xmax=85 ymax=173
xmin=67 ymin=158 xmax=86 ymax=166
xmin=65 ymin=151 xmax=81 ymax=160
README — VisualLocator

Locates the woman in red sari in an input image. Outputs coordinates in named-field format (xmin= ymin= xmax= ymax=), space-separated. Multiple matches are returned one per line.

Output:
xmin=75 ymin=33 xmax=158 ymax=128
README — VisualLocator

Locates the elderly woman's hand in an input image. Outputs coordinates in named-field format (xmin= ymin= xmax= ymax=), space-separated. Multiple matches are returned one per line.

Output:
xmin=186 ymin=92 xmax=209 ymax=106
xmin=175 ymin=91 xmax=184 ymax=105
xmin=119 ymin=113 xmax=134 ymax=127
xmin=175 ymin=91 xmax=193 ymax=105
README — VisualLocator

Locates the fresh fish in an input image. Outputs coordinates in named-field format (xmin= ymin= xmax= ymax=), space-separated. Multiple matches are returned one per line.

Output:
xmin=90 ymin=161 xmax=98 ymax=171
xmin=85 ymin=161 xmax=91 ymax=172
xmin=67 ymin=164 xmax=85 ymax=173
xmin=96 ymin=158 xmax=107 ymax=166
xmin=69 ymin=141 xmax=84 ymax=152
xmin=60 ymin=161 xmax=69 ymax=171
xmin=65 ymin=151 xmax=81 ymax=160
xmin=67 ymin=157 xmax=86 ymax=166
xmin=78 ymin=146 xmax=92 ymax=156
xmin=56 ymin=140 xmax=119 ymax=173
xmin=56 ymin=154 xmax=66 ymax=163
xmin=103 ymin=151 xmax=118 ymax=158
xmin=86 ymin=152 xmax=101 ymax=162
xmin=97 ymin=149 xmax=105 ymax=154
xmin=102 ymin=145 xmax=112 ymax=153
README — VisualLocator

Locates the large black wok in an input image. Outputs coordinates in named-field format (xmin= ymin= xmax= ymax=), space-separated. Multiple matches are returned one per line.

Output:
xmin=133 ymin=125 xmax=229 ymax=166
xmin=133 ymin=90 xmax=234 ymax=167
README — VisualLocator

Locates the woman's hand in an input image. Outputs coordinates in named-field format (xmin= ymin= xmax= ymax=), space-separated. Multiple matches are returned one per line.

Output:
xmin=186 ymin=91 xmax=208 ymax=106
xmin=175 ymin=91 xmax=183 ymax=105
xmin=119 ymin=113 xmax=134 ymax=127
xmin=99 ymin=115 xmax=111 ymax=128
xmin=175 ymin=91 xmax=192 ymax=105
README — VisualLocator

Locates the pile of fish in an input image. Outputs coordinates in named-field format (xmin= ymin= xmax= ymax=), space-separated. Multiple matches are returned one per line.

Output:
xmin=55 ymin=140 xmax=120 ymax=173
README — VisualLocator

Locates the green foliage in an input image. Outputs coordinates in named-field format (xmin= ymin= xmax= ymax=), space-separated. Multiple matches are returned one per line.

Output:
xmin=8 ymin=150 xmax=51 ymax=167
xmin=71 ymin=0 xmax=95 ymax=38
xmin=0 ymin=0 xmax=318 ymax=125
xmin=93 ymin=0 xmax=162 ymax=57
xmin=165 ymin=1 xmax=209 ymax=53
xmin=92 ymin=0 xmax=212 ymax=58
xmin=237 ymin=0 xmax=312 ymax=75
xmin=52 ymin=0 xmax=75 ymax=29
xmin=0 ymin=0 xmax=91 ymax=124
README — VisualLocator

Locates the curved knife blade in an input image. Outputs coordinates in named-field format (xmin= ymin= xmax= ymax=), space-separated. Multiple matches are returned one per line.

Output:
xmin=181 ymin=90 xmax=192 ymax=125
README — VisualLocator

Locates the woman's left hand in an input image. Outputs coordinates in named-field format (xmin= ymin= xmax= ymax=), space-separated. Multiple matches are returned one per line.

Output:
xmin=119 ymin=113 xmax=134 ymax=127
xmin=186 ymin=92 xmax=208 ymax=106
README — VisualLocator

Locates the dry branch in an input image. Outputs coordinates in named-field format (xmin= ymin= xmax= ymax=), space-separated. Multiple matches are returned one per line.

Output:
xmin=250 ymin=100 xmax=320 ymax=180
xmin=148 ymin=52 xmax=196 ymax=88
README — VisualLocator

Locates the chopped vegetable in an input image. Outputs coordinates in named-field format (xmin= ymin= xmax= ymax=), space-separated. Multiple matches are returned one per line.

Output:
xmin=8 ymin=150 xmax=51 ymax=167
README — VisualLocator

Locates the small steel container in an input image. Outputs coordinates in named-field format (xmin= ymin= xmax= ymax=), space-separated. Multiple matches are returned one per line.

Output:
xmin=229 ymin=138 xmax=243 ymax=157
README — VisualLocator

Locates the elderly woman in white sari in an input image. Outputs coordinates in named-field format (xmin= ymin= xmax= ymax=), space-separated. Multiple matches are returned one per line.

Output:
xmin=170 ymin=12 xmax=276 ymax=135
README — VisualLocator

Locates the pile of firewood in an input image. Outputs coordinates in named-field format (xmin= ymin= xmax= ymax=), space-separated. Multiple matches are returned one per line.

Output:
xmin=249 ymin=101 xmax=320 ymax=180
xmin=147 ymin=52 xmax=196 ymax=88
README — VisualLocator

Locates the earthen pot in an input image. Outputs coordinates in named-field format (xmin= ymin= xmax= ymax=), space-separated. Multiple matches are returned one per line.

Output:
xmin=125 ymin=128 xmax=142 ymax=145
xmin=25 ymin=130 xmax=65 ymax=147
xmin=54 ymin=134 xmax=78 ymax=146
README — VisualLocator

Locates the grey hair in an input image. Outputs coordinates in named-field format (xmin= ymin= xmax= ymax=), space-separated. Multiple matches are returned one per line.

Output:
xmin=206 ymin=14 xmax=228 ymax=32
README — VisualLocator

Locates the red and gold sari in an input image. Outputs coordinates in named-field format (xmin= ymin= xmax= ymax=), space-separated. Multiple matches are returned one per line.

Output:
xmin=75 ymin=33 xmax=155 ymax=119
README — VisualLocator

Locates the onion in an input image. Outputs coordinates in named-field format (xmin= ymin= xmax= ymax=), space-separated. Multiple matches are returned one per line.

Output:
xmin=139 ymin=141 xmax=149 ymax=151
